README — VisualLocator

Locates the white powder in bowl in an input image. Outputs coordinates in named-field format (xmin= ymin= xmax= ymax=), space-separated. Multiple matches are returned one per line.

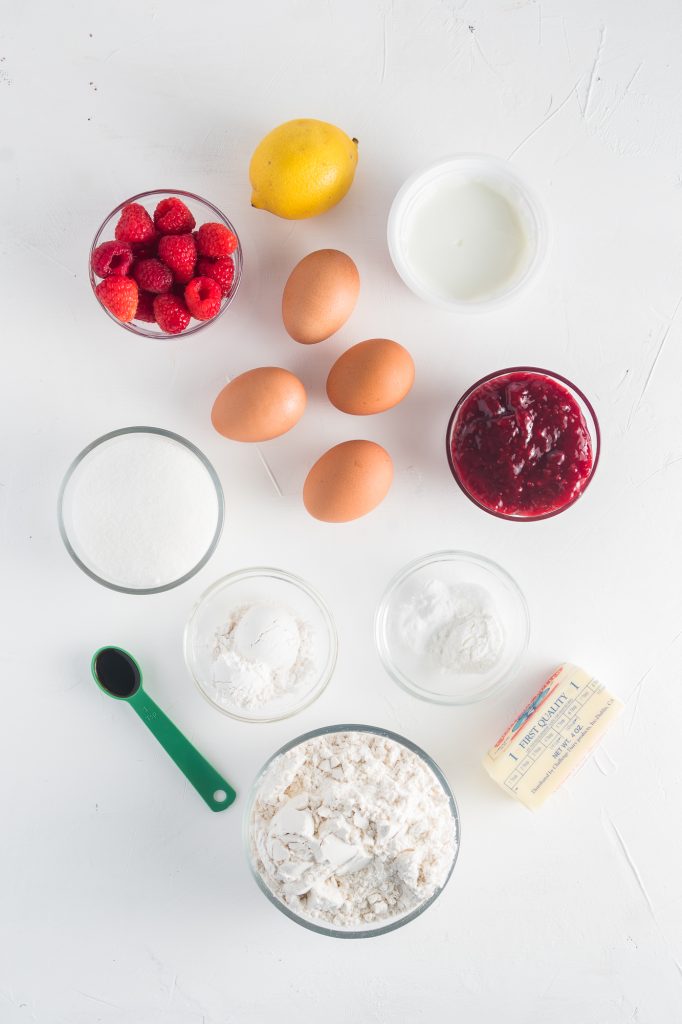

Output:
xmin=249 ymin=730 xmax=458 ymax=930
xmin=207 ymin=604 xmax=315 ymax=711
xmin=62 ymin=431 xmax=221 ymax=590
xmin=399 ymin=579 xmax=504 ymax=673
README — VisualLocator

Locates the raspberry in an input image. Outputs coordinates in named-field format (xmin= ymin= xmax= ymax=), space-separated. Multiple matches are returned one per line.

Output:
xmin=131 ymin=233 xmax=159 ymax=258
xmin=114 ymin=203 xmax=156 ymax=246
xmin=132 ymin=257 xmax=173 ymax=294
xmin=157 ymin=233 xmax=196 ymax=284
xmin=154 ymin=197 xmax=196 ymax=235
xmin=91 ymin=240 xmax=133 ymax=278
xmin=95 ymin=276 xmax=138 ymax=323
xmin=134 ymin=290 xmax=156 ymax=323
xmin=153 ymin=293 xmax=191 ymax=334
xmin=196 ymin=256 xmax=235 ymax=297
xmin=196 ymin=222 xmax=238 ymax=258
xmin=184 ymin=276 xmax=223 ymax=321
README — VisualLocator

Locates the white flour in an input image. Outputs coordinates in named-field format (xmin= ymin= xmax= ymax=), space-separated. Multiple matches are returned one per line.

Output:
xmin=400 ymin=579 xmax=504 ymax=673
xmin=209 ymin=604 xmax=315 ymax=711
xmin=249 ymin=730 xmax=458 ymax=929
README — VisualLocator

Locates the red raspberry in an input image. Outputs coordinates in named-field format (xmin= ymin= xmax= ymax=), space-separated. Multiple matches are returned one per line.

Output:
xmin=196 ymin=222 xmax=238 ymax=258
xmin=157 ymin=233 xmax=196 ymax=284
xmin=154 ymin=197 xmax=196 ymax=235
xmin=91 ymin=240 xmax=133 ymax=278
xmin=196 ymin=256 xmax=235 ymax=297
xmin=184 ymin=276 xmax=223 ymax=321
xmin=153 ymin=293 xmax=191 ymax=334
xmin=131 ymin=233 xmax=159 ymax=258
xmin=132 ymin=257 xmax=173 ymax=294
xmin=114 ymin=203 xmax=156 ymax=246
xmin=134 ymin=290 xmax=156 ymax=323
xmin=95 ymin=276 xmax=138 ymax=323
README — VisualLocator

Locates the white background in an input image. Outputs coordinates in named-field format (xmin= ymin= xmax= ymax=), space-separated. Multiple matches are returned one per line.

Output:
xmin=3 ymin=0 xmax=682 ymax=1020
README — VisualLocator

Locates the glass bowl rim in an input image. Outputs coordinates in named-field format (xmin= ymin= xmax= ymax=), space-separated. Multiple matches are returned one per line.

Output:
xmin=184 ymin=566 xmax=339 ymax=724
xmin=89 ymin=187 xmax=243 ymax=339
xmin=57 ymin=425 xmax=225 ymax=595
xmin=387 ymin=153 xmax=549 ymax=312
xmin=445 ymin=365 xmax=601 ymax=521
xmin=375 ymin=549 xmax=530 ymax=705
xmin=243 ymin=722 xmax=461 ymax=938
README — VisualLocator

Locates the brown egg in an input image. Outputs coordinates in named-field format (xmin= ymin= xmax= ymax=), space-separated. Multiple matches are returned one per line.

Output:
xmin=282 ymin=249 xmax=360 ymax=344
xmin=326 ymin=338 xmax=415 ymax=415
xmin=211 ymin=367 xmax=306 ymax=442
xmin=303 ymin=440 xmax=393 ymax=522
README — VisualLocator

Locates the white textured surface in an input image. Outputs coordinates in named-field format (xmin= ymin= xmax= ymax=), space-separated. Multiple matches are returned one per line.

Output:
xmin=2 ymin=0 xmax=682 ymax=1021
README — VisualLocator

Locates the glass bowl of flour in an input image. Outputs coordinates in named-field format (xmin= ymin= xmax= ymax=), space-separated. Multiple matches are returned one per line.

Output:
xmin=375 ymin=551 xmax=530 ymax=704
xmin=184 ymin=568 xmax=338 ymax=723
xmin=58 ymin=427 xmax=224 ymax=594
xmin=245 ymin=725 xmax=460 ymax=937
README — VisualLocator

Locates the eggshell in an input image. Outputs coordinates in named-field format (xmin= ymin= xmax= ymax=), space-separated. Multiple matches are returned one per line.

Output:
xmin=303 ymin=440 xmax=393 ymax=522
xmin=282 ymin=249 xmax=360 ymax=344
xmin=211 ymin=367 xmax=306 ymax=442
xmin=326 ymin=338 xmax=415 ymax=415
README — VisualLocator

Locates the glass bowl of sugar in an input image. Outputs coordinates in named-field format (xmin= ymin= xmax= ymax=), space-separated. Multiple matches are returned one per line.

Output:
xmin=375 ymin=551 xmax=530 ymax=704
xmin=58 ymin=427 xmax=224 ymax=594
xmin=184 ymin=568 xmax=338 ymax=723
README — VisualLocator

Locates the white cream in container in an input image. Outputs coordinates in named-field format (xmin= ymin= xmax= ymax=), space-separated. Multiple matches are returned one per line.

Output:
xmin=387 ymin=155 xmax=547 ymax=311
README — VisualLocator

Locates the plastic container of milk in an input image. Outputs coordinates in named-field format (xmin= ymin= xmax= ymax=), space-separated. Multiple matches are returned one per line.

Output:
xmin=387 ymin=155 xmax=548 ymax=312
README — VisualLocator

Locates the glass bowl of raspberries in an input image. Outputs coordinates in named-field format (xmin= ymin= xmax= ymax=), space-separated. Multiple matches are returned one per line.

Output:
xmin=89 ymin=189 xmax=242 ymax=338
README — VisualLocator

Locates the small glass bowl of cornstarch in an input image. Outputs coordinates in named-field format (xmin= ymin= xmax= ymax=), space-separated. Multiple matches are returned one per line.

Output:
xmin=184 ymin=568 xmax=338 ymax=723
xmin=245 ymin=725 xmax=460 ymax=937
xmin=375 ymin=551 xmax=530 ymax=704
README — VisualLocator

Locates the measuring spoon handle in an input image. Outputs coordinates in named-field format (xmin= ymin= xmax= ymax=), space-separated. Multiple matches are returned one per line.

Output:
xmin=130 ymin=690 xmax=236 ymax=812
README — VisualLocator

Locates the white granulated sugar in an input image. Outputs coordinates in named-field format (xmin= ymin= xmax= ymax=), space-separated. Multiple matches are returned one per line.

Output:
xmin=400 ymin=579 xmax=504 ymax=673
xmin=67 ymin=433 xmax=219 ymax=589
xmin=208 ymin=604 xmax=315 ymax=711
xmin=250 ymin=731 xmax=457 ymax=929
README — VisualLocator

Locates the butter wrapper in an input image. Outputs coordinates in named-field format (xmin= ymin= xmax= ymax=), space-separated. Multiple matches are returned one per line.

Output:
xmin=483 ymin=663 xmax=623 ymax=810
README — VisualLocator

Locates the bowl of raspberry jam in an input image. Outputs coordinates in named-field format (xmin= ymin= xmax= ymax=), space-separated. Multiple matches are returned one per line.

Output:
xmin=446 ymin=367 xmax=600 ymax=521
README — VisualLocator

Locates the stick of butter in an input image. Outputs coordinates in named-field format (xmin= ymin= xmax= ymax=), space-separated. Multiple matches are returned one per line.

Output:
xmin=483 ymin=664 xmax=623 ymax=810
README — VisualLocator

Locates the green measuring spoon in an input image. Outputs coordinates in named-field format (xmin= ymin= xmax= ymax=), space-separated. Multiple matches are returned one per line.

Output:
xmin=91 ymin=646 xmax=236 ymax=812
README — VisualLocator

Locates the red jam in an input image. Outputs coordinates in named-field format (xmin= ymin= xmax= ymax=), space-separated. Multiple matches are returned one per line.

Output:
xmin=450 ymin=371 xmax=594 ymax=517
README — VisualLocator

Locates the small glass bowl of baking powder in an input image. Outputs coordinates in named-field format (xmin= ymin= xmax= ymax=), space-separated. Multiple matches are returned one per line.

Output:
xmin=244 ymin=725 xmax=460 ymax=938
xmin=184 ymin=568 xmax=338 ymax=723
xmin=375 ymin=551 xmax=530 ymax=704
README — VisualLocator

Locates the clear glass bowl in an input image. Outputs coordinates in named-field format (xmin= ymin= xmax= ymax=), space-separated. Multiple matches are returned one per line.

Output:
xmin=446 ymin=367 xmax=601 ymax=522
xmin=58 ymin=426 xmax=224 ymax=594
xmin=375 ymin=551 xmax=530 ymax=705
xmin=89 ymin=188 xmax=243 ymax=338
xmin=387 ymin=155 xmax=548 ymax=312
xmin=184 ymin=568 xmax=338 ymax=723
xmin=244 ymin=724 xmax=460 ymax=938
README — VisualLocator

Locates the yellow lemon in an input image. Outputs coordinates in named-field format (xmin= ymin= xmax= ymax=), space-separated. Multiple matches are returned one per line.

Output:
xmin=249 ymin=119 xmax=358 ymax=220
